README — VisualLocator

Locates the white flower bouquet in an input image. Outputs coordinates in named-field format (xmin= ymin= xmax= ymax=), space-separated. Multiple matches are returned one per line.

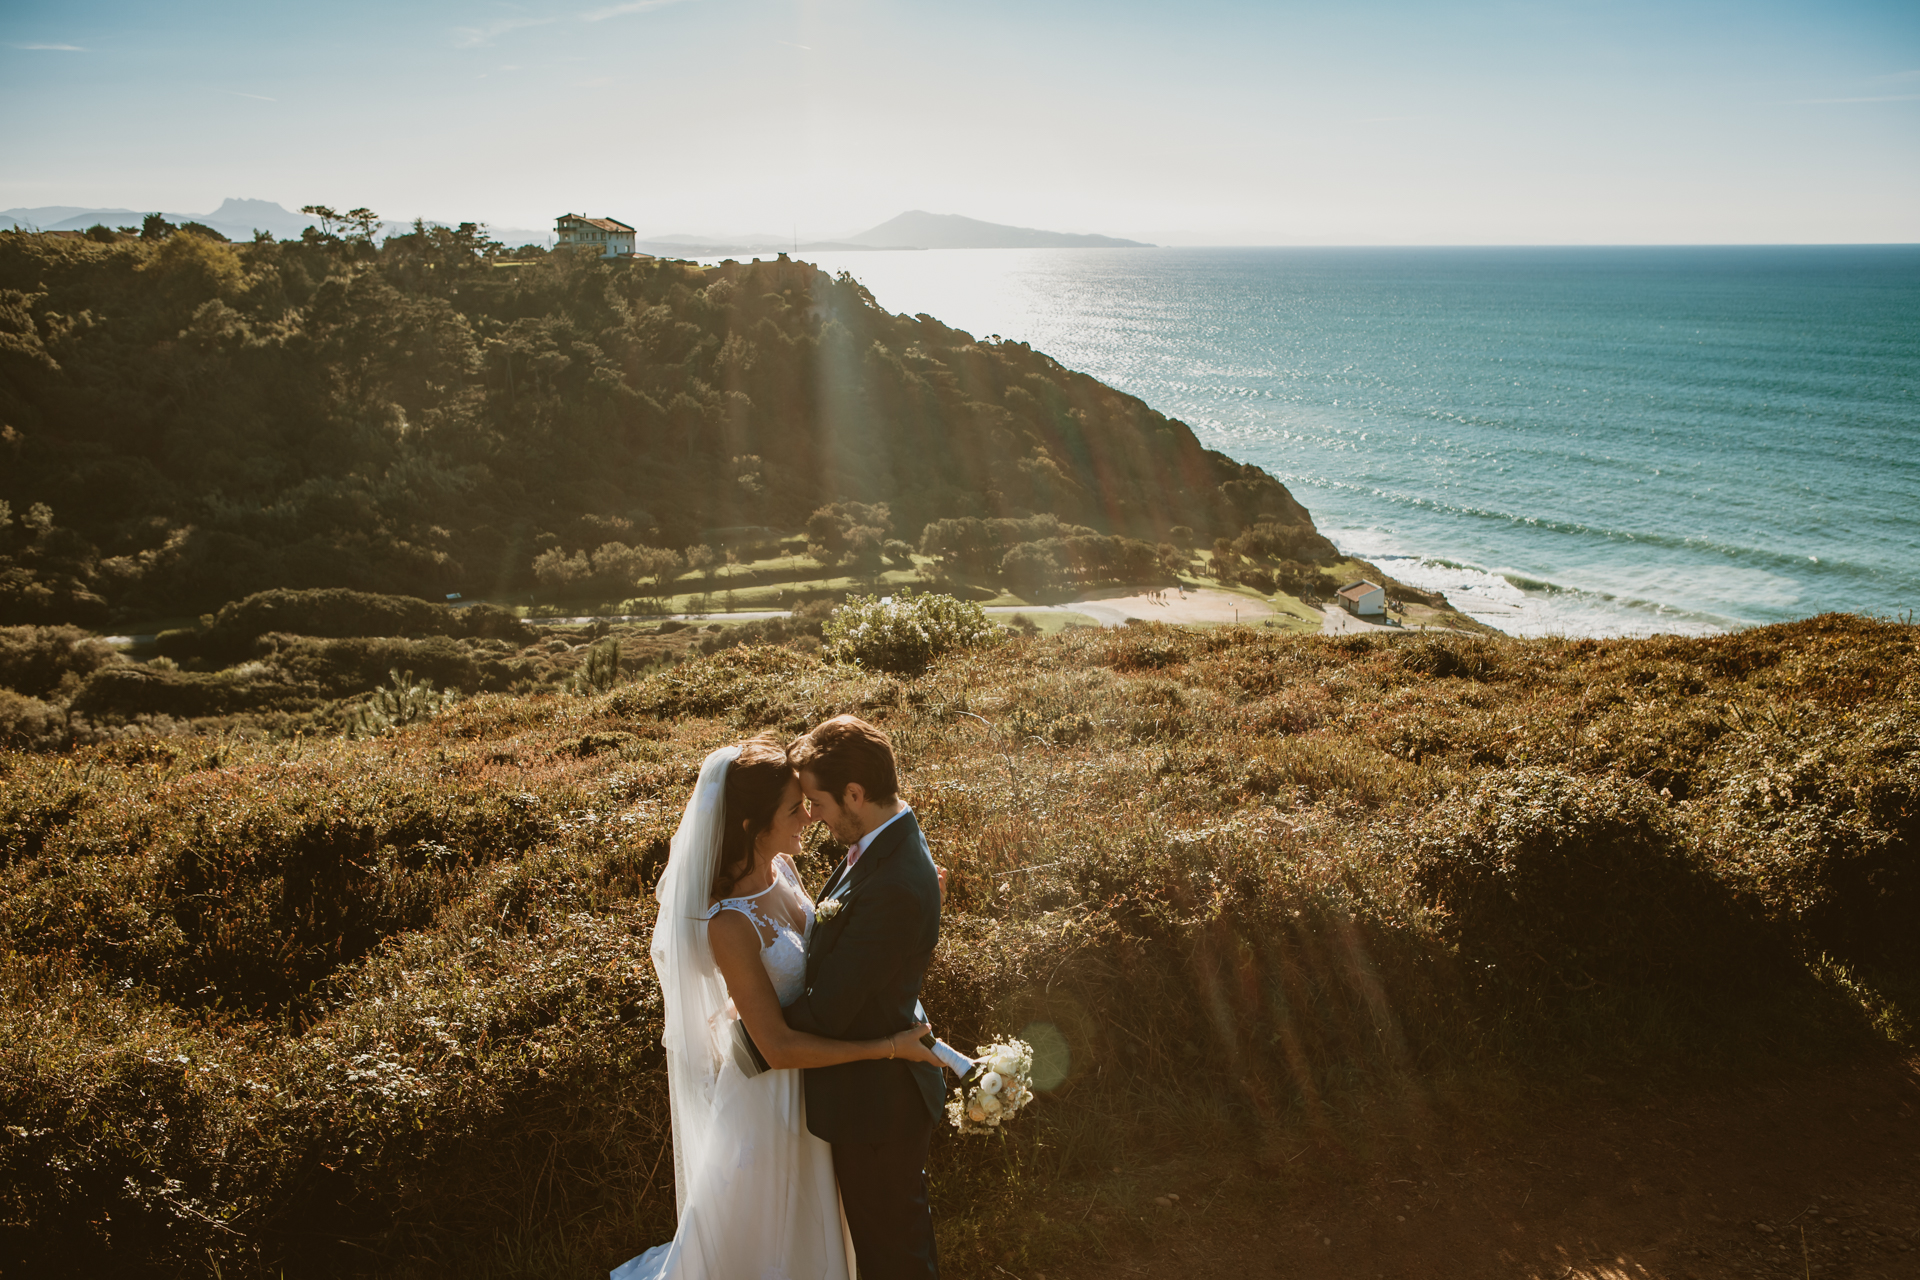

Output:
xmin=945 ymin=1038 xmax=1035 ymax=1135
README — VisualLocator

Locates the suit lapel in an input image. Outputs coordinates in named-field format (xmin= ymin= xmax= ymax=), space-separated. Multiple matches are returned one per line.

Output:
xmin=818 ymin=851 xmax=853 ymax=903
xmin=846 ymin=810 xmax=916 ymax=891
xmin=805 ymin=812 xmax=917 ymax=967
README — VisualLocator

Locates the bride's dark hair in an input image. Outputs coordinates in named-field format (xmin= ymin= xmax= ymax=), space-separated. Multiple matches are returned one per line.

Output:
xmin=712 ymin=732 xmax=796 ymax=897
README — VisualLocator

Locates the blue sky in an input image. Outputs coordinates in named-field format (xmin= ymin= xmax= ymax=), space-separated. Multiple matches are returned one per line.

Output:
xmin=2 ymin=0 xmax=1915 ymax=243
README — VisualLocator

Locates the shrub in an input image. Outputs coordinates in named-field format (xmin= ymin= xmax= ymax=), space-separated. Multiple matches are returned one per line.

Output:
xmin=1 ymin=612 xmax=1915 ymax=1277
xmin=456 ymin=603 xmax=533 ymax=643
xmin=565 ymin=640 xmax=624 ymax=695
xmin=345 ymin=669 xmax=459 ymax=736
xmin=1396 ymin=634 xmax=1505 ymax=681
xmin=0 ymin=689 xmax=66 ymax=749
xmin=822 ymin=589 xmax=1002 ymax=674
xmin=1689 ymin=705 xmax=1920 ymax=967
xmin=0 ymin=625 xmax=121 ymax=698
xmin=68 ymin=663 xmax=314 ymax=721
xmin=1409 ymin=768 xmax=1763 ymax=996
xmin=160 ymin=589 xmax=532 ymax=665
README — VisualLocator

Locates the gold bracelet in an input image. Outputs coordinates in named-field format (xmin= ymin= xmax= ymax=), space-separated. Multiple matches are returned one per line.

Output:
xmin=887 ymin=1033 xmax=895 ymax=1059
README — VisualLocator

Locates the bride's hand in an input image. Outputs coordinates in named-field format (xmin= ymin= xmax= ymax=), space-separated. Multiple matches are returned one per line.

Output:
xmin=892 ymin=1022 xmax=943 ymax=1067
xmin=935 ymin=865 xmax=947 ymax=906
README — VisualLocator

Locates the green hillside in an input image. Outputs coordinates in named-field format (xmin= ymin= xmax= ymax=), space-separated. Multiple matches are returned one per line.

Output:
xmin=0 ymin=225 xmax=1332 ymax=625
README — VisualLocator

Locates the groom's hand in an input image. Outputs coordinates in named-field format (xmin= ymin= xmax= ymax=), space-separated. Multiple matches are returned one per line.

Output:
xmin=936 ymin=865 xmax=947 ymax=907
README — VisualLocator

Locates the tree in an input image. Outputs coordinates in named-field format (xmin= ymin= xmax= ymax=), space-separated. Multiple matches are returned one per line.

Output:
xmin=533 ymin=547 xmax=589 ymax=587
xmin=301 ymin=204 xmax=381 ymax=246
xmin=630 ymin=547 xmax=685 ymax=602
xmin=588 ymin=542 xmax=641 ymax=587
xmin=140 ymin=213 xmax=176 ymax=241
xmin=686 ymin=543 xmax=718 ymax=585
xmin=806 ymin=502 xmax=891 ymax=570
xmin=843 ymin=527 xmax=885 ymax=581
xmin=1001 ymin=541 xmax=1066 ymax=595
xmin=566 ymin=639 xmax=623 ymax=695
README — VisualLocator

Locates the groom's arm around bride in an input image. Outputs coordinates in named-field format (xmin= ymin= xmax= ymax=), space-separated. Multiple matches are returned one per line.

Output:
xmin=786 ymin=715 xmax=944 ymax=1280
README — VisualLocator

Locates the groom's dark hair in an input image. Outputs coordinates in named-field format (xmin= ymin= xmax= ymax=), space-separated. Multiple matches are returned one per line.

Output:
xmin=788 ymin=714 xmax=898 ymax=805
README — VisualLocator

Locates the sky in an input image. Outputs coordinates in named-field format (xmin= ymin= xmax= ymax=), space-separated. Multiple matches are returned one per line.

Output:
xmin=2 ymin=0 xmax=1916 ymax=245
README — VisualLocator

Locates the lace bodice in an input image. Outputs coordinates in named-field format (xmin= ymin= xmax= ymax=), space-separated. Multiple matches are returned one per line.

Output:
xmin=708 ymin=857 xmax=813 ymax=1007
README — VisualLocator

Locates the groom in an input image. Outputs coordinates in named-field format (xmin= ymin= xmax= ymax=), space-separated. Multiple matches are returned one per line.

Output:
xmin=784 ymin=714 xmax=943 ymax=1280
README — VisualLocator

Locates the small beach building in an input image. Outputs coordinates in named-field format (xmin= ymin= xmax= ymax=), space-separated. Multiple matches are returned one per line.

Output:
xmin=555 ymin=214 xmax=636 ymax=258
xmin=1335 ymin=579 xmax=1386 ymax=616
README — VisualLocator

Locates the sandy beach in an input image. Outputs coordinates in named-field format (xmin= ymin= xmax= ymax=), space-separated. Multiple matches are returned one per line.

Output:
xmin=992 ymin=587 xmax=1280 ymax=627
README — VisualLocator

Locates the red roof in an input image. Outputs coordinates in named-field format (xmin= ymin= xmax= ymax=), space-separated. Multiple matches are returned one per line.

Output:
xmin=1336 ymin=580 xmax=1383 ymax=601
xmin=556 ymin=214 xmax=634 ymax=234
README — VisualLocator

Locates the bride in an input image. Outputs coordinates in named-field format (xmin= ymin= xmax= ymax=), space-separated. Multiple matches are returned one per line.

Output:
xmin=614 ymin=735 xmax=944 ymax=1280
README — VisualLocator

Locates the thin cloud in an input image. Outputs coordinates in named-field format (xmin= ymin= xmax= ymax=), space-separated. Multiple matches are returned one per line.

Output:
xmin=217 ymin=89 xmax=277 ymax=101
xmin=580 ymin=0 xmax=691 ymax=22
xmin=1787 ymin=93 xmax=1920 ymax=104
xmin=778 ymin=41 xmax=813 ymax=51
xmin=10 ymin=42 xmax=85 ymax=51
xmin=454 ymin=14 xmax=557 ymax=47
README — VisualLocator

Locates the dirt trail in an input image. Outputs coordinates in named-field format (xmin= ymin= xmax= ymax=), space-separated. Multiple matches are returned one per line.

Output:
xmin=1022 ymin=1057 xmax=1920 ymax=1280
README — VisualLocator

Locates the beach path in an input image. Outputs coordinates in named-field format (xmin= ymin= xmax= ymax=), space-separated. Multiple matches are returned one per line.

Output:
xmin=994 ymin=588 xmax=1279 ymax=628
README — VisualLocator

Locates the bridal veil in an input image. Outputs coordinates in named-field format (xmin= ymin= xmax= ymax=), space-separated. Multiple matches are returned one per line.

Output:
xmin=651 ymin=744 xmax=739 ymax=1218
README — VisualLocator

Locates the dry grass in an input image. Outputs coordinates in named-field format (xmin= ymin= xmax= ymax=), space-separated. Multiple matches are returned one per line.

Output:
xmin=1 ymin=613 xmax=1915 ymax=1276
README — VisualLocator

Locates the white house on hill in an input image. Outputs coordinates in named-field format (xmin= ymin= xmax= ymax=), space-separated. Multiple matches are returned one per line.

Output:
xmin=1336 ymin=579 xmax=1385 ymax=616
xmin=555 ymin=214 xmax=636 ymax=258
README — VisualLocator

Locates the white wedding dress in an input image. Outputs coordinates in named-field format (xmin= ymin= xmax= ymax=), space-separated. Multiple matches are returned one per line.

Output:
xmin=613 ymin=748 xmax=854 ymax=1280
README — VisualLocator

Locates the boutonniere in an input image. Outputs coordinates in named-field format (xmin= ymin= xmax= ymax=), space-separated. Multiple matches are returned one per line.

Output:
xmin=815 ymin=898 xmax=843 ymax=922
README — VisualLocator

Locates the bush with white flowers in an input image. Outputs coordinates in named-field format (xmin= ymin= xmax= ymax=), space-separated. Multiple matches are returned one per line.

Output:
xmin=821 ymin=589 xmax=1003 ymax=674
xmin=947 ymin=1038 xmax=1035 ymax=1135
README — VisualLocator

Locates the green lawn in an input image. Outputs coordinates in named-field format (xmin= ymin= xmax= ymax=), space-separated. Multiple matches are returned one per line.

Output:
xmin=1001 ymin=610 xmax=1103 ymax=635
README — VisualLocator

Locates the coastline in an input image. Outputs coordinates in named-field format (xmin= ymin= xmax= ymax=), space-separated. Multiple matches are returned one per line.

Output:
xmin=734 ymin=245 xmax=1917 ymax=643
xmin=1330 ymin=524 xmax=1737 ymax=640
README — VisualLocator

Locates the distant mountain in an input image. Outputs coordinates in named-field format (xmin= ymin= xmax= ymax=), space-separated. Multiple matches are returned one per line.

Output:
xmin=0 ymin=198 xmax=551 ymax=247
xmin=0 ymin=198 xmax=318 ymax=240
xmin=0 ymin=206 xmax=130 ymax=229
xmin=846 ymin=211 xmax=1152 ymax=250
xmin=635 ymin=233 xmax=911 ymax=257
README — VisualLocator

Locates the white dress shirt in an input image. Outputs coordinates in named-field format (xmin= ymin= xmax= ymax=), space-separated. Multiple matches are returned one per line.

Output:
xmin=845 ymin=804 xmax=912 ymax=868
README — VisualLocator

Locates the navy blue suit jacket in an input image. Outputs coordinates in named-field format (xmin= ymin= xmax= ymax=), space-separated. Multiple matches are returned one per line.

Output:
xmin=784 ymin=810 xmax=944 ymax=1145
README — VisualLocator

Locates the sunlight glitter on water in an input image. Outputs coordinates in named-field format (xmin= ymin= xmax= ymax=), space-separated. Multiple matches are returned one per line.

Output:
xmin=709 ymin=246 xmax=1920 ymax=639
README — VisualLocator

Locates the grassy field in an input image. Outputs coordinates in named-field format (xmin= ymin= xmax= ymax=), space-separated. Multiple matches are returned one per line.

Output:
xmin=507 ymin=547 xmax=1482 ymax=634
xmin=1003 ymin=610 xmax=1104 ymax=635
xmin=2 ymin=615 xmax=1914 ymax=1277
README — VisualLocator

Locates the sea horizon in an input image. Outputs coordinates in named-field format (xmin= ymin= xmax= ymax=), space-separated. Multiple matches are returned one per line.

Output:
xmin=707 ymin=244 xmax=1920 ymax=639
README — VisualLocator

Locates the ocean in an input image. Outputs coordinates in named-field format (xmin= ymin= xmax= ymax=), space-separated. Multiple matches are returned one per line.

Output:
xmin=741 ymin=245 xmax=1919 ymax=638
